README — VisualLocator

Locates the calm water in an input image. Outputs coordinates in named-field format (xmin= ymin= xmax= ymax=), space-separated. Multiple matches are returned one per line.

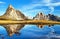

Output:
xmin=0 ymin=25 xmax=60 ymax=39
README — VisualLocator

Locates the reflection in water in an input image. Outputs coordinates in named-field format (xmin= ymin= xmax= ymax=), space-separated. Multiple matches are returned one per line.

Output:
xmin=0 ymin=25 xmax=60 ymax=39
xmin=49 ymin=26 xmax=56 ymax=36
xmin=1 ymin=24 xmax=24 ymax=36
xmin=2 ymin=37 xmax=4 ymax=39
xmin=15 ymin=32 xmax=21 ymax=36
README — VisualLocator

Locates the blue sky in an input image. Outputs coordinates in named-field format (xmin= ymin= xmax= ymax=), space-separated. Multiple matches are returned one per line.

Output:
xmin=0 ymin=0 xmax=60 ymax=17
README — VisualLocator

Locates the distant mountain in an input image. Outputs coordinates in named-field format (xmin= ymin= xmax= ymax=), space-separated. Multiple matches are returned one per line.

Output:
xmin=0 ymin=5 xmax=27 ymax=20
xmin=33 ymin=12 xmax=49 ymax=20
xmin=33 ymin=12 xmax=60 ymax=21
xmin=47 ymin=14 xmax=60 ymax=21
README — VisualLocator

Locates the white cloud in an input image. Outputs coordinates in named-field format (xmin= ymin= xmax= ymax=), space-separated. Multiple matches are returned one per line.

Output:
xmin=49 ymin=6 xmax=54 ymax=13
xmin=20 ymin=0 xmax=60 ymax=16
xmin=0 ymin=1 xmax=5 ymax=4
xmin=43 ymin=0 xmax=51 ymax=3
xmin=52 ymin=2 xmax=60 ymax=6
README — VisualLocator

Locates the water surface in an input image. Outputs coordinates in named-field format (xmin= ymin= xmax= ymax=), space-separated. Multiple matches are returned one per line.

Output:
xmin=0 ymin=25 xmax=60 ymax=39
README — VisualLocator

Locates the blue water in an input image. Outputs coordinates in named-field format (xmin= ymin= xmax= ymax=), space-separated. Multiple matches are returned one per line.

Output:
xmin=0 ymin=25 xmax=60 ymax=39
